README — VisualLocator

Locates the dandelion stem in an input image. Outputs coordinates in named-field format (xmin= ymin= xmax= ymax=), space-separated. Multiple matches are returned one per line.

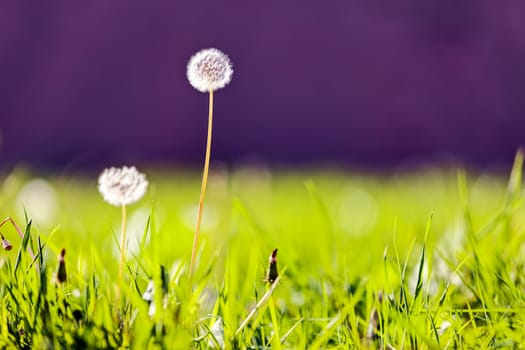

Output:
xmin=119 ymin=204 xmax=127 ymax=282
xmin=190 ymin=89 xmax=214 ymax=277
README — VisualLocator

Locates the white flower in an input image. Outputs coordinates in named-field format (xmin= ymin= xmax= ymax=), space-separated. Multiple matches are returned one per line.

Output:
xmin=142 ymin=280 xmax=168 ymax=318
xmin=438 ymin=320 xmax=452 ymax=336
xmin=208 ymin=317 xmax=225 ymax=349
xmin=98 ymin=166 xmax=148 ymax=206
xmin=187 ymin=48 xmax=233 ymax=92
xmin=142 ymin=280 xmax=155 ymax=302
xmin=71 ymin=288 xmax=81 ymax=298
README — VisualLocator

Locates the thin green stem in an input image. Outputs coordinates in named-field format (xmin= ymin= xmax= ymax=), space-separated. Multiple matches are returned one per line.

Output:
xmin=119 ymin=204 xmax=127 ymax=282
xmin=268 ymin=295 xmax=282 ymax=350
xmin=235 ymin=276 xmax=282 ymax=338
xmin=190 ymin=89 xmax=214 ymax=277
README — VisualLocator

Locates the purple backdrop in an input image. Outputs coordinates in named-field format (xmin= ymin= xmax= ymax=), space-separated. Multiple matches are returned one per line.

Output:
xmin=1 ymin=1 xmax=524 ymax=169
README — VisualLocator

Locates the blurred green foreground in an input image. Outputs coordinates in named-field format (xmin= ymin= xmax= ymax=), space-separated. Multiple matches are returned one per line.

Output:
xmin=0 ymin=161 xmax=524 ymax=348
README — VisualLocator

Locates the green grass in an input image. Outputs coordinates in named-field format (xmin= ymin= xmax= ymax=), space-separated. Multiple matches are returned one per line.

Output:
xmin=0 ymin=157 xmax=525 ymax=349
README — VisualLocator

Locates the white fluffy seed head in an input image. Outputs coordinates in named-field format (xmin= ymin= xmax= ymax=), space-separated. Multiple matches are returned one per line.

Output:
xmin=142 ymin=280 xmax=155 ymax=302
xmin=98 ymin=166 xmax=148 ymax=206
xmin=187 ymin=48 xmax=233 ymax=92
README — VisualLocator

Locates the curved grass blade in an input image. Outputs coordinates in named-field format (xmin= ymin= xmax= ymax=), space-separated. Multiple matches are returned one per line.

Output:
xmin=14 ymin=220 xmax=32 ymax=274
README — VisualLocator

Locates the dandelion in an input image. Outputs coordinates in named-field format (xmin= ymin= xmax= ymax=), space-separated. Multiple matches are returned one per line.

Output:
xmin=16 ymin=178 xmax=58 ymax=225
xmin=98 ymin=166 xmax=148 ymax=207
xmin=187 ymin=48 xmax=233 ymax=93
xmin=186 ymin=48 xmax=233 ymax=277
xmin=98 ymin=166 xmax=148 ymax=284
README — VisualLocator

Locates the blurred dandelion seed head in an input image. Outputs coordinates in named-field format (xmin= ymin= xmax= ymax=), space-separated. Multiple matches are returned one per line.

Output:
xmin=187 ymin=48 xmax=233 ymax=92
xmin=16 ymin=178 xmax=58 ymax=225
xmin=180 ymin=204 xmax=219 ymax=231
xmin=98 ymin=166 xmax=148 ymax=206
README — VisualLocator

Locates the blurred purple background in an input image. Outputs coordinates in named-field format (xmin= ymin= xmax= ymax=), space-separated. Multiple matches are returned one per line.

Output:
xmin=1 ymin=1 xmax=524 ymax=170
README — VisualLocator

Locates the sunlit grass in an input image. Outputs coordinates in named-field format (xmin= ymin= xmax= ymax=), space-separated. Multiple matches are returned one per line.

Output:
xmin=0 ymin=157 xmax=524 ymax=348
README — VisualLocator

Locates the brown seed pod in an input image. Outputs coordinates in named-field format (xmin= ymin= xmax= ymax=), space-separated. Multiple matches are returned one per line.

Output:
xmin=57 ymin=248 xmax=67 ymax=284
xmin=0 ymin=233 xmax=12 ymax=251
xmin=265 ymin=248 xmax=279 ymax=284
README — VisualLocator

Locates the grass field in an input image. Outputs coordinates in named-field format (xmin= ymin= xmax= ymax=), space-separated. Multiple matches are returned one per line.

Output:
xmin=0 ymin=156 xmax=524 ymax=349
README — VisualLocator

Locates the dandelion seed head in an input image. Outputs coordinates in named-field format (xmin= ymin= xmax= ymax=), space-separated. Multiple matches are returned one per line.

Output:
xmin=187 ymin=48 xmax=233 ymax=92
xmin=98 ymin=166 xmax=148 ymax=206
